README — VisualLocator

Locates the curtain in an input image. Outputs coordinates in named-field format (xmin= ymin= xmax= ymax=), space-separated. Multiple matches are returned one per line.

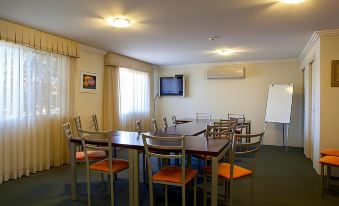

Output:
xmin=0 ymin=40 xmax=71 ymax=184
xmin=118 ymin=67 xmax=150 ymax=131
xmin=103 ymin=66 xmax=120 ymax=131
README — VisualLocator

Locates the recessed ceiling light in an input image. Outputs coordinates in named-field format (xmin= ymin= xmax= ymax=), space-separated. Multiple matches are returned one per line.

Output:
xmin=280 ymin=0 xmax=306 ymax=4
xmin=216 ymin=49 xmax=237 ymax=56
xmin=106 ymin=17 xmax=131 ymax=28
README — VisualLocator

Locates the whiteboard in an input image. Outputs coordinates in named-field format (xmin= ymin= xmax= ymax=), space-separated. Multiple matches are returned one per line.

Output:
xmin=265 ymin=84 xmax=294 ymax=124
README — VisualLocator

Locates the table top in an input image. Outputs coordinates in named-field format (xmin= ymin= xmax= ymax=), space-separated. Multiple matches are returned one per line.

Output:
xmin=70 ymin=131 xmax=230 ymax=156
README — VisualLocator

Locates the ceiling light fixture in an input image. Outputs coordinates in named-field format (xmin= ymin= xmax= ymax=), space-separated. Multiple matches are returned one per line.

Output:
xmin=216 ymin=49 xmax=237 ymax=56
xmin=280 ymin=0 xmax=305 ymax=4
xmin=106 ymin=16 xmax=131 ymax=28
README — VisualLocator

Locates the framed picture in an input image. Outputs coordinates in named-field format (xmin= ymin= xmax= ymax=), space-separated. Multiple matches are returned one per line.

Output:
xmin=331 ymin=60 xmax=339 ymax=87
xmin=80 ymin=71 xmax=97 ymax=93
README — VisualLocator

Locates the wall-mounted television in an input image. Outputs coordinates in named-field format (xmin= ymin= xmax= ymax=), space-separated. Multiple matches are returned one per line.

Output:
xmin=159 ymin=75 xmax=185 ymax=96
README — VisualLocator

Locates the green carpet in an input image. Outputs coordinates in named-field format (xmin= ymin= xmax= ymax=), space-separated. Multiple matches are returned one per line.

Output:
xmin=0 ymin=146 xmax=338 ymax=206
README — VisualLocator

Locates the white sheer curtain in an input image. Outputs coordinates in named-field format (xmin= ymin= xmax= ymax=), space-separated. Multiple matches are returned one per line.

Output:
xmin=0 ymin=41 xmax=70 ymax=183
xmin=118 ymin=67 xmax=150 ymax=131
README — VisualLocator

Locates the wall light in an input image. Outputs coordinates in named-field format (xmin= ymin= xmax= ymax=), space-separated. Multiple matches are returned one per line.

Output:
xmin=106 ymin=16 xmax=131 ymax=28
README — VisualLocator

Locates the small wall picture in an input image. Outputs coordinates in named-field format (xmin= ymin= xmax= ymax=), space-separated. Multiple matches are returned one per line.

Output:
xmin=80 ymin=71 xmax=97 ymax=93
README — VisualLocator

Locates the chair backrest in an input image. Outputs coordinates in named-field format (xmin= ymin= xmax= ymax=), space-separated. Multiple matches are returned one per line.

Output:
xmin=196 ymin=112 xmax=212 ymax=120
xmin=162 ymin=117 xmax=168 ymax=128
xmin=91 ymin=114 xmax=99 ymax=132
xmin=74 ymin=116 xmax=82 ymax=136
xmin=228 ymin=113 xmax=245 ymax=133
xmin=206 ymin=124 xmax=235 ymax=140
xmin=142 ymin=134 xmax=186 ymax=186
xmin=78 ymin=129 xmax=113 ymax=167
xmin=171 ymin=115 xmax=177 ymax=125
xmin=62 ymin=122 xmax=73 ymax=150
xmin=152 ymin=118 xmax=158 ymax=132
xmin=230 ymin=132 xmax=265 ymax=175
xmin=136 ymin=120 xmax=142 ymax=133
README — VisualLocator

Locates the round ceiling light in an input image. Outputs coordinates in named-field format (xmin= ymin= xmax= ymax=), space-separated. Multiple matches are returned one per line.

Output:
xmin=280 ymin=0 xmax=306 ymax=4
xmin=106 ymin=17 xmax=131 ymax=28
xmin=216 ymin=49 xmax=237 ymax=56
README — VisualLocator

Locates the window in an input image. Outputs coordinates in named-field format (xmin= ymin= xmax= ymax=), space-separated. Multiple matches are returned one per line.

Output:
xmin=118 ymin=67 xmax=150 ymax=130
xmin=0 ymin=40 xmax=69 ymax=119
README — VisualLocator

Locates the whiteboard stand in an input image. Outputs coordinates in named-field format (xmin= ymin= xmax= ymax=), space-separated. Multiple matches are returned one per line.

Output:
xmin=282 ymin=123 xmax=290 ymax=152
xmin=264 ymin=84 xmax=294 ymax=153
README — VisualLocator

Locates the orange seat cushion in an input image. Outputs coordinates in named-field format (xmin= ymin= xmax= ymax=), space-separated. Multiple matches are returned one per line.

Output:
xmin=203 ymin=163 xmax=253 ymax=179
xmin=152 ymin=166 xmax=198 ymax=184
xmin=76 ymin=150 xmax=106 ymax=161
xmin=319 ymin=156 xmax=339 ymax=167
xmin=193 ymin=154 xmax=212 ymax=161
xmin=89 ymin=158 xmax=129 ymax=173
xmin=320 ymin=149 xmax=339 ymax=157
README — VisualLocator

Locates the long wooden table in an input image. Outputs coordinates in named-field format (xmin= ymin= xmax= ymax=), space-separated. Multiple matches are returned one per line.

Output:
xmin=69 ymin=119 xmax=249 ymax=206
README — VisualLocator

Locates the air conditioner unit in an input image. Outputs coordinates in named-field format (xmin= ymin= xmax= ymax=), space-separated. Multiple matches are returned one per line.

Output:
xmin=206 ymin=67 xmax=245 ymax=79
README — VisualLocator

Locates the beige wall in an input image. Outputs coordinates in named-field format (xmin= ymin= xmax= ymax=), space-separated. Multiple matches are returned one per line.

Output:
xmin=75 ymin=49 xmax=105 ymax=130
xmin=156 ymin=60 xmax=303 ymax=147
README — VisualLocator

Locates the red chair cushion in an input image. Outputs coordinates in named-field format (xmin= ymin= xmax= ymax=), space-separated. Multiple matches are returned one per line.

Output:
xmin=203 ymin=163 xmax=253 ymax=179
xmin=319 ymin=156 xmax=339 ymax=167
xmin=152 ymin=166 xmax=198 ymax=184
xmin=90 ymin=158 xmax=129 ymax=173
xmin=76 ymin=151 xmax=106 ymax=161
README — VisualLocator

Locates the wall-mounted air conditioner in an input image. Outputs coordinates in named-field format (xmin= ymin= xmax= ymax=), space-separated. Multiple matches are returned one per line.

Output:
xmin=206 ymin=67 xmax=245 ymax=79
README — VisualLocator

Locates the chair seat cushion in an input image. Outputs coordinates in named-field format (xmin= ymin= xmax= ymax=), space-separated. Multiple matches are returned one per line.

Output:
xmin=90 ymin=158 xmax=129 ymax=173
xmin=76 ymin=151 xmax=106 ymax=161
xmin=319 ymin=156 xmax=339 ymax=167
xmin=152 ymin=166 xmax=198 ymax=184
xmin=320 ymin=149 xmax=339 ymax=157
xmin=203 ymin=163 xmax=253 ymax=179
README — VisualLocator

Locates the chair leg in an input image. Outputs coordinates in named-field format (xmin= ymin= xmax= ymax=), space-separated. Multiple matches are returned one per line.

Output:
xmin=203 ymin=174 xmax=207 ymax=206
xmin=194 ymin=177 xmax=197 ymax=206
xmin=229 ymin=179 xmax=233 ymax=206
xmin=143 ymin=153 xmax=146 ymax=183
xmin=86 ymin=169 xmax=91 ymax=206
xmin=326 ymin=165 xmax=331 ymax=189
xmin=165 ymin=185 xmax=168 ymax=206
xmin=110 ymin=173 xmax=114 ymax=206
xmin=149 ymin=181 xmax=154 ymax=206
xmin=182 ymin=185 xmax=186 ymax=206
xmin=321 ymin=163 xmax=324 ymax=197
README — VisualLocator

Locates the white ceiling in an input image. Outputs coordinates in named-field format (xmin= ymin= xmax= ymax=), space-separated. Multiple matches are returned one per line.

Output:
xmin=0 ymin=0 xmax=338 ymax=65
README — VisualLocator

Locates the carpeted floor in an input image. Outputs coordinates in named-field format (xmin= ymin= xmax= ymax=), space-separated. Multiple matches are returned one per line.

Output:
xmin=0 ymin=146 xmax=338 ymax=206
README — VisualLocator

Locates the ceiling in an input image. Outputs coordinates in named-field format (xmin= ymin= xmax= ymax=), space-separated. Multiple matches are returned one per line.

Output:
xmin=0 ymin=0 xmax=338 ymax=65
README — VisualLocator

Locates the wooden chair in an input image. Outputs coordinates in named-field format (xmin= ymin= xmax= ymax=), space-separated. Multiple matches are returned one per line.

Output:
xmin=62 ymin=122 xmax=106 ymax=162
xmin=91 ymin=114 xmax=99 ymax=132
xmin=196 ymin=112 xmax=212 ymax=120
xmin=162 ymin=116 xmax=168 ymax=128
xmin=171 ymin=115 xmax=177 ymax=125
xmin=79 ymin=129 xmax=129 ymax=206
xmin=74 ymin=116 xmax=82 ymax=137
xmin=142 ymin=134 xmax=198 ymax=206
xmin=152 ymin=118 xmax=158 ymax=132
xmin=203 ymin=132 xmax=265 ymax=206
xmin=319 ymin=149 xmax=339 ymax=196
xmin=136 ymin=120 xmax=147 ymax=182
xmin=227 ymin=113 xmax=246 ymax=134
xmin=195 ymin=123 xmax=237 ymax=170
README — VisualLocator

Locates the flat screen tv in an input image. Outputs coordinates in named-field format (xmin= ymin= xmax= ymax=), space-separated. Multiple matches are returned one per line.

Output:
xmin=159 ymin=75 xmax=185 ymax=96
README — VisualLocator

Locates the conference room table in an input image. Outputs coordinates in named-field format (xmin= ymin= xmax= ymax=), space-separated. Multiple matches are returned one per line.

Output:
xmin=69 ymin=119 xmax=251 ymax=206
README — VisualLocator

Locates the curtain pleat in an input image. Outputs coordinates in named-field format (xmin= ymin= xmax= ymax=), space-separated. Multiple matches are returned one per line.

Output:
xmin=0 ymin=18 xmax=79 ymax=57
xmin=103 ymin=66 xmax=120 ymax=131
xmin=105 ymin=52 xmax=153 ymax=73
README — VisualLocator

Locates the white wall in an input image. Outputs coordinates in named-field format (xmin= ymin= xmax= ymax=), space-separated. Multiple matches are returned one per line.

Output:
xmin=75 ymin=49 xmax=105 ymax=130
xmin=156 ymin=59 xmax=302 ymax=147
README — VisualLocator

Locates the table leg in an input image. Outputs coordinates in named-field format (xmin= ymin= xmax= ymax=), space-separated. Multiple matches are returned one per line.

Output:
xmin=128 ymin=149 xmax=139 ymax=206
xmin=70 ymin=142 xmax=77 ymax=200
xmin=187 ymin=155 xmax=192 ymax=168
xmin=211 ymin=156 xmax=218 ymax=206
